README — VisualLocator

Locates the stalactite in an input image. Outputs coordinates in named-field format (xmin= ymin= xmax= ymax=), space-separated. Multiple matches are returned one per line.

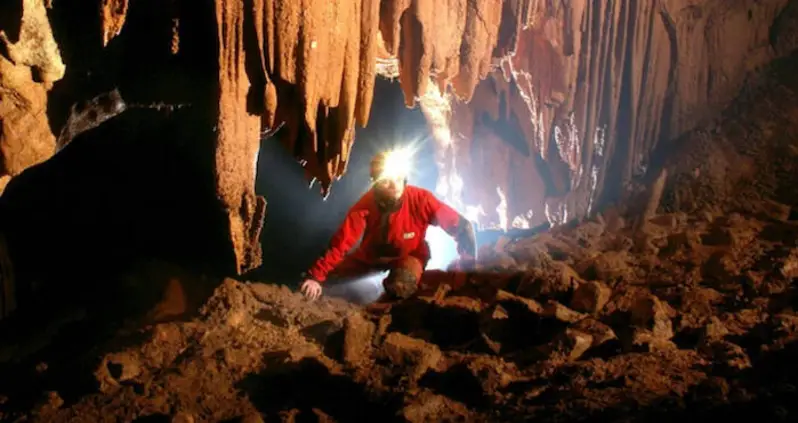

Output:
xmin=214 ymin=0 xmax=265 ymax=274
xmin=101 ymin=0 xmax=129 ymax=47
xmin=439 ymin=0 xmax=792 ymax=229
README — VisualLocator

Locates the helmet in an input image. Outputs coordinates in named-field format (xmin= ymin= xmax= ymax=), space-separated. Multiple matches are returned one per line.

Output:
xmin=369 ymin=151 xmax=388 ymax=180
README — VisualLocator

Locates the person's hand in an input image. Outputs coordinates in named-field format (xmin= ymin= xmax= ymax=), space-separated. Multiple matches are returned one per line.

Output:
xmin=300 ymin=279 xmax=323 ymax=301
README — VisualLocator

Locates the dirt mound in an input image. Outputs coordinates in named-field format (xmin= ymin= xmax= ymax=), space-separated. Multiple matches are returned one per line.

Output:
xmin=3 ymin=200 xmax=798 ymax=422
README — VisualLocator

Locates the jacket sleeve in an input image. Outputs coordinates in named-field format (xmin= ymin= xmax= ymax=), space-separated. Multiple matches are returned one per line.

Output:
xmin=421 ymin=190 xmax=477 ymax=257
xmin=307 ymin=208 xmax=367 ymax=283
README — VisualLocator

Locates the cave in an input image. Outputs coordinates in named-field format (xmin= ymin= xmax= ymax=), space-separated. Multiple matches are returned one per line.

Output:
xmin=2 ymin=0 xmax=798 ymax=421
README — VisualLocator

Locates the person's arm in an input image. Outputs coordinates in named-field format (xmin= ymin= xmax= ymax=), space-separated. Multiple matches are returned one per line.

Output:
xmin=422 ymin=190 xmax=477 ymax=259
xmin=306 ymin=208 xmax=367 ymax=283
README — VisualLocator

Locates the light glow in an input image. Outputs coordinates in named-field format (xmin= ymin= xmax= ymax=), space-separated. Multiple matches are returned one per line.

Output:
xmin=376 ymin=147 xmax=414 ymax=181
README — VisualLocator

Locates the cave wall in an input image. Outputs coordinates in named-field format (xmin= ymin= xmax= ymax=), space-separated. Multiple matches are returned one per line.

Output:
xmin=0 ymin=0 xmax=241 ymax=315
xmin=438 ymin=0 xmax=798 ymax=229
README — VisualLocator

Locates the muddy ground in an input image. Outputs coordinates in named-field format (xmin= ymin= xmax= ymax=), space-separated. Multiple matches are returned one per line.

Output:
xmin=1 ymin=45 xmax=798 ymax=423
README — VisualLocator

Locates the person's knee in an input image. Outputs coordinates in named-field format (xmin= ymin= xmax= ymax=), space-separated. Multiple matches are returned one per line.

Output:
xmin=383 ymin=256 xmax=424 ymax=299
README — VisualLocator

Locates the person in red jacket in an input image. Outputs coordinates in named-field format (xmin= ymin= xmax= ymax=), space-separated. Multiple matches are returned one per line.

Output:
xmin=299 ymin=148 xmax=477 ymax=302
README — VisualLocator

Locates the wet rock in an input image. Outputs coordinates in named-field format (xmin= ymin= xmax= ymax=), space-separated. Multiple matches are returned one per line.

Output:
xmin=702 ymin=215 xmax=761 ymax=248
xmin=757 ymin=198 xmax=791 ymax=221
xmin=772 ymin=313 xmax=798 ymax=335
xmin=578 ymin=251 xmax=634 ymax=282
xmin=381 ymin=333 xmax=442 ymax=380
xmin=542 ymin=301 xmax=586 ymax=324
xmin=439 ymin=296 xmax=483 ymax=313
xmin=483 ymin=251 xmax=519 ymax=271
xmin=698 ymin=316 xmax=729 ymax=343
xmin=507 ymin=239 xmax=553 ymax=268
xmin=648 ymin=212 xmax=687 ymax=230
xmin=628 ymin=329 xmax=678 ymax=352
xmin=649 ymin=213 xmax=678 ymax=229
xmin=703 ymin=250 xmax=740 ymax=281
xmin=678 ymin=287 xmax=724 ymax=330
xmin=664 ymin=230 xmax=702 ymax=255
xmin=694 ymin=376 xmax=730 ymax=401
xmin=312 ymin=409 xmax=334 ymax=421
xmin=374 ymin=313 xmax=392 ymax=341
xmin=720 ymin=309 xmax=768 ymax=336
xmin=634 ymin=223 xmax=669 ymax=255
xmin=701 ymin=226 xmax=734 ymax=246
xmin=630 ymin=295 xmax=674 ymax=340
xmin=570 ymin=318 xmax=617 ymax=347
xmin=464 ymin=357 xmax=519 ymax=398
xmin=32 ymin=391 xmax=63 ymax=416
xmin=494 ymin=289 xmax=543 ymax=314
xmin=540 ymin=328 xmax=593 ymax=362
xmin=570 ymin=281 xmax=611 ymax=314
xmin=551 ymin=261 xmax=583 ymax=290
xmin=402 ymin=391 xmax=471 ymax=422
xmin=603 ymin=208 xmax=626 ymax=232
xmin=599 ymin=233 xmax=635 ymax=253
xmin=516 ymin=264 xmax=578 ymax=301
xmin=341 ymin=312 xmax=375 ymax=366
xmin=781 ymin=248 xmax=798 ymax=280
xmin=98 ymin=351 xmax=142 ymax=390
xmin=239 ymin=413 xmax=265 ymax=423
xmin=701 ymin=340 xmax=752 ymax=370
xmin=172 ymin=412 xmax=195 ymax=423
xmin=539 ymin=234 xmax=580 ymax=260
xmin=573 ymin=221 xmax=605 ymax=248
xmin=226 ymin=309 xmax=248 ymax=328
xmin=223 ymin=347 xmax=253 ymax=368
xmin=760 ymin=278 xmax=788 ymax=296
xmin=479 ymin=304 xmax=510 ymax=354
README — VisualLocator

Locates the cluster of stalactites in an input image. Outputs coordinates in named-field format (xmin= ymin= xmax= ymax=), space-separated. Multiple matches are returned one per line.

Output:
xmin=99 ymin=0 xmax=552 ymax=196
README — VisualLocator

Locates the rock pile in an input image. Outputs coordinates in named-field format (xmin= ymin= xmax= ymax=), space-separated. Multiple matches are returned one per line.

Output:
xmin=4 ymin=199 xmax=798 ymax=422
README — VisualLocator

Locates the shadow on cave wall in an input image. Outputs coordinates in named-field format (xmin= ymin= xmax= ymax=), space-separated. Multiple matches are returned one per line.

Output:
xmin=0 ymin=107 xmax=230 ymax=315
xmin=45 ymin=0 xmax=217 ymax=137
xmin=0 ymin=0 xmax=229 ymax=324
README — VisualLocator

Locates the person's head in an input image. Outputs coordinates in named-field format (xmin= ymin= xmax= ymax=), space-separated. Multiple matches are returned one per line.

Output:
xmin=370 ymin=149 xmax=411 ymax=202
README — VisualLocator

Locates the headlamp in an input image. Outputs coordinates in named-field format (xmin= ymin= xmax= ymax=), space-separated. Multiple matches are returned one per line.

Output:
xmin=373 ymin=147 xmax=413 ymax=181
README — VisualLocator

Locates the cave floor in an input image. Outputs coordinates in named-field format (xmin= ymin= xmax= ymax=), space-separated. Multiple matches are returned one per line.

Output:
xmin=1 ymin=197 xmax=798 ymax=422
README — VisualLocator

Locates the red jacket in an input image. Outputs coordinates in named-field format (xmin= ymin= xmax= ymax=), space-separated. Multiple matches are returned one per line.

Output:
xmin=308 ymin=185 xmax=463 ymax=283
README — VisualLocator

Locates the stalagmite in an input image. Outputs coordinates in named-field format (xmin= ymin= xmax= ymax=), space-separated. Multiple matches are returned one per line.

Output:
xmin=101 ymin=0 xmax=129 ymax=46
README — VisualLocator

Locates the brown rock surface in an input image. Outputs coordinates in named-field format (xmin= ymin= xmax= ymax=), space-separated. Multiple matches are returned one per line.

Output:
xmin=0 ymin=0 xmax=63 ymax=182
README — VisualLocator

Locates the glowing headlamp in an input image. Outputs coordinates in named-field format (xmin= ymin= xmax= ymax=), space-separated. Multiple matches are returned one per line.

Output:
xmin=374 ymin=147 xmax=413 ymax=181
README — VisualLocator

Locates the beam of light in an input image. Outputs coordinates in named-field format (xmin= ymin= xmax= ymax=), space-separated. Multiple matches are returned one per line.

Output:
xmin=322 ymin=271 xmax=389 ymax=304
xmin=425 ymin=226 xmax=458 ymax=270
xmin=376 ymin=146 xmax=414 ymax=181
